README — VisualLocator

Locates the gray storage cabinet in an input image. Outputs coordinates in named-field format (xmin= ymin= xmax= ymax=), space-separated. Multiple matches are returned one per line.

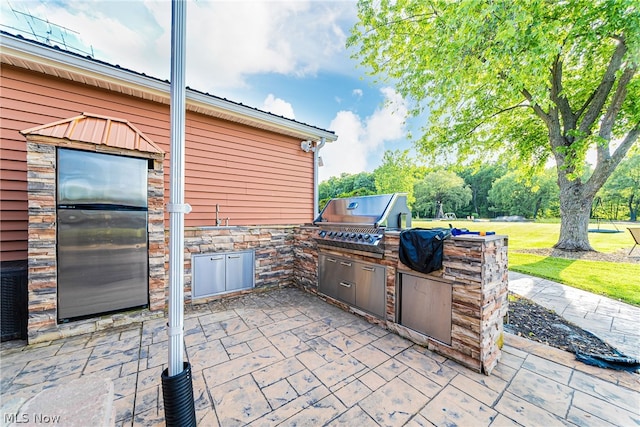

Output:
xmin=192 ymin=250 xmax=254 ymax=298
xmin=318 ymin=253 xmax=386 ymax=318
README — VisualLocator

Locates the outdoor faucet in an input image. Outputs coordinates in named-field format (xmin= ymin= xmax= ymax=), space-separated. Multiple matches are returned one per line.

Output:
xmin=215 ymin=204 xmax=230 ymax=226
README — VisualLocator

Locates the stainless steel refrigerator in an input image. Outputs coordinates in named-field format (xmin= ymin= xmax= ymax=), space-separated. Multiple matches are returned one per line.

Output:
xmin=57 ymin=149 xmax=149 ymax=321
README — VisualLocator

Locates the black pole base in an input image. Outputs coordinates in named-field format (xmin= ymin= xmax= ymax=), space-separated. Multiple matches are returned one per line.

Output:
xmin=161 ymin=362 xmax=196 ymax=427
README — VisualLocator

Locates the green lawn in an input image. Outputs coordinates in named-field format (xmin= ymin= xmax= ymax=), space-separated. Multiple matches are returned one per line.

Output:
xmin=412 ymin=219 xmax=640 ymax=306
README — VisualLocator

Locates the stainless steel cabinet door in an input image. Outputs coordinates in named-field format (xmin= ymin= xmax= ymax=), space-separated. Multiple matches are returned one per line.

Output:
xmin=192 ymin=251 xmax=254 ymax=298
xmin=399 ymin=274 xmax=452 ymax=345
xmin=192 ymin=254 xmax=225 ymax=298
xmin=318 ymin=254 xmax=338 ymax=297
xmin=57 ymin=209 xmax=148 ymax=320
xmin=226 ymin=252 xmax=254 ymax=291
xmin=355 ymin=263 xmax=386 ymax=318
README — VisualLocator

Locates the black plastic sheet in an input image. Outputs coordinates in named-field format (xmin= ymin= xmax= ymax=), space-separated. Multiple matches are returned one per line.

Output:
xmin=575 ymin=351 xmax=640 ymax=373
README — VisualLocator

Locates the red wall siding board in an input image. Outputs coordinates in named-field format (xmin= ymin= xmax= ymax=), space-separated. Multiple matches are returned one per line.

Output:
xmin=0 ymin=221 xmax=28 ymax=232
xmin=1 ymin=65 xmax=318 ymax=260
xmin=1 ymin=244 xmax=26 ymax=258
xmin=2 ymin=74 xmax=169 ymax=127
xmin=185 ymin=167 xmax=311 ymax=186
xmin=1 ymin=201 xmax=28 ymax=211
xmin=0 ymin=189 xmax=27 ymax=201
xmin=186 ymin=126 xmax=305 ymax=157
xmin=0 ymin=148 xmax=27 ymax=162
xmin=0 ymin=211 xmax=28 ymax=221
xmin=0 ymin=230 xmax=27 ymax=241
xmin=0 ymin=159 xmax=27 ymax=173
xmin=185 ymin=121 xmax=306 ymax=152
xmin=0 ymin=180 xmax=27 ymax=191
xmin=187 ymin=150 xmax=311 ymax=175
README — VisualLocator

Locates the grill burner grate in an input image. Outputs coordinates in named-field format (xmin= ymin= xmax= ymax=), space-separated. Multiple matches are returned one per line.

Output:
xmin=313 ymin=193 xmax=411 ymax=255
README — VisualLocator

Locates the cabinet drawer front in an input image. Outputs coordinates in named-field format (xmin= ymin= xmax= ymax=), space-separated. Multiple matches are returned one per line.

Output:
xmin=336 ymin=280 xmax=356 ymax=305
xmin=192 ymin=255 xmax=225 ymax=297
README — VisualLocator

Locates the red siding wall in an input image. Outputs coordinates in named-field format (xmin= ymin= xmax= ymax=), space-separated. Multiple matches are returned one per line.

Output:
xmin=0 ymin=65 xmax=315 ymax=261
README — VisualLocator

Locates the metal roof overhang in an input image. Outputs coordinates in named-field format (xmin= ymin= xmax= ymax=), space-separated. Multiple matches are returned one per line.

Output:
xmin=0 ymin=33 xmax=338 ymax=143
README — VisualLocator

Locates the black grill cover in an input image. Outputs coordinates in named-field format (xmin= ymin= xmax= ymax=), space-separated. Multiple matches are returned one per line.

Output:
xmin=399 ymin=228 xmax=451 ymax=274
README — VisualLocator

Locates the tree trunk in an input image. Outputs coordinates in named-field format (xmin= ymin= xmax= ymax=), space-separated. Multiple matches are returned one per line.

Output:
xmin=436 ymin=202 xmax=444 ymax=219
xmin=555 ymin=184 xmax=595 ymax=251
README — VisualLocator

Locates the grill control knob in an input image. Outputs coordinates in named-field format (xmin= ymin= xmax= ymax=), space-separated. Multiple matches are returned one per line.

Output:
xmin=328 ymin=231 xmax=334 ymax=237
xmin=319 ymin=230 xmax=327 ymax=238
xmin=357 ymin=233 xmax=363 ymax=240
xmin=363 ymin=233 xmax=371 ymax=242
xmin=337 ymin=232 xmax=343 ymax=237
xmin=350 ymin=233 xmax=357 ymax=239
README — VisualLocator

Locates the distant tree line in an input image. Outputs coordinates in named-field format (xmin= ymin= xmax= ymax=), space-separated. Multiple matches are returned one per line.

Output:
xmin=319 ymin=150 xmax=639 ymax=222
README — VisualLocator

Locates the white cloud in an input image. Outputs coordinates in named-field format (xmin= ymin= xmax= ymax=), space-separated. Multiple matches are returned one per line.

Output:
xmin=6 ymin=1 xmax=171 ymax=80
xmin=3 ymin=1 xmax=357 ymax=93
xmin=352 ymin=88 xmax=363 ymax=97
xmin=320 ymin=87 xmax=409 ymax=181
xmin=261 ymin=94 xmax=296 ymax=119
xmin=182 ymin=1 xmax=356 ymax=92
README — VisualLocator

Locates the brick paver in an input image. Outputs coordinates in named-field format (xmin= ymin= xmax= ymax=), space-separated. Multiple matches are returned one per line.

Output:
xmin=1 ymin=287 xmax=638 ymax=426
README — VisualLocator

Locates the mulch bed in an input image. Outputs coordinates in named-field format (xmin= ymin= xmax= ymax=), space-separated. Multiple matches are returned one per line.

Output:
xmin=503 ymin=293 xmax=621 ymax=357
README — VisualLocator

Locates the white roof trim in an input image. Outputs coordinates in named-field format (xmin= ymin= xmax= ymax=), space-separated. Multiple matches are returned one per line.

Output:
xmin=0 ymin=33 xmax=338 ymax=142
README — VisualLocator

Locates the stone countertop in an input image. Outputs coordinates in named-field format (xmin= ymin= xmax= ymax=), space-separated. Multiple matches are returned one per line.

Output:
xmin=385 ymin=229 xmax=507 ymax=242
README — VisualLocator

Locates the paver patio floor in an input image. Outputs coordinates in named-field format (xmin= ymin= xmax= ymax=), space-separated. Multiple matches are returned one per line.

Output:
xmin=1 ymin=286 xmax=639 ymax=426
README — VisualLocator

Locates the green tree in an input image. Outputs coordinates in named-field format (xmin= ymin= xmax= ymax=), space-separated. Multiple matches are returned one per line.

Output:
xmin=599 ymin=153 xmax=640 ymax=221
xmin=457 ymin=164 xmax=507 ymax=218
xmin=373 ymin=149 xmax=419 ymax=205
xmin=349 ymin=0 xmax=639 ymax=250
xmin=319 ymin=172 xmax=376 ymax=200
xmin=318 ymin=171 xmax=376 ymax=211
xmin=414 ymin=170 xmax=472 ymax=218
xmin=488 ymin=170 xmax=559 ymax=219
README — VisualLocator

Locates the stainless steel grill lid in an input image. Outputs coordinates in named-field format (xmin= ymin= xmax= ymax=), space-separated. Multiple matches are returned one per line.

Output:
xmin=314 ymin=193 xmax=411 ymax=229
xmin=313 ymin=193 xmax=411 ymax=254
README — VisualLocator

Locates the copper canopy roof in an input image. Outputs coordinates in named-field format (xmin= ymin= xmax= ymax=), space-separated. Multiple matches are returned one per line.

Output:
xmin=20 ymin=112 xmax=164 ymax=154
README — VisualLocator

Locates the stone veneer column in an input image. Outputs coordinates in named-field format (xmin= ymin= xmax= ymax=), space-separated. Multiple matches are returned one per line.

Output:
xmin=26 ymin=140 xmax=165 ymax=343
xmin=147 ymin=165 xmax=166 ymax=312
xmin=387 ymin=232 xmax=509 ymax=374
xmin=292 ymin=226 xmax=318 ymax=290
xmin=441 ymin=235 xmax=509 ymax=374
xmin=26 ymin=142 xmax=57 ymax=337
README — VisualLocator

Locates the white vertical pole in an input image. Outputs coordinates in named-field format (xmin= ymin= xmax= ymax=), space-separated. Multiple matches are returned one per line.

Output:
xmin=168 ymin=0 xmax=187 ymax=377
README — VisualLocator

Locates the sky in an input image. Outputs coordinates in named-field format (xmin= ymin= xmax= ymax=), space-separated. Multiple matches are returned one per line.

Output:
xmin=1 ymin=0 xmax=420 ymax=182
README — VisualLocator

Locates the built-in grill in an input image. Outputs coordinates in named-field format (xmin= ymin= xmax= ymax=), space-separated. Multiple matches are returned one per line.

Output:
xmin=313 ymin=193 xmax=411 ymax=257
